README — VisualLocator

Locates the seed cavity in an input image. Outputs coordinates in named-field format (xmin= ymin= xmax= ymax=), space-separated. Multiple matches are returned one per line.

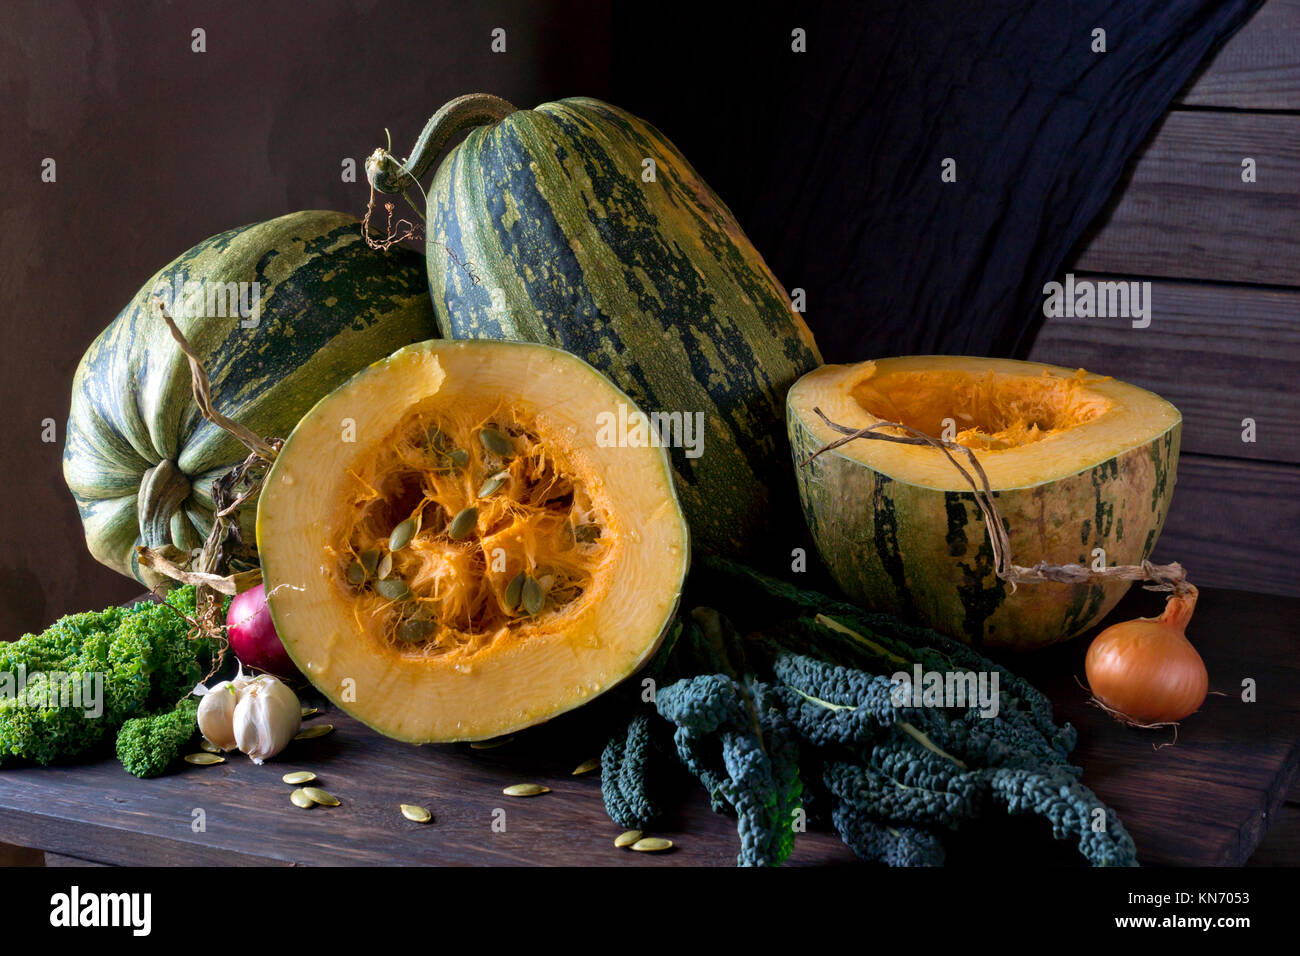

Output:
xmin=398 ymin=617 xmax=436 ymax=642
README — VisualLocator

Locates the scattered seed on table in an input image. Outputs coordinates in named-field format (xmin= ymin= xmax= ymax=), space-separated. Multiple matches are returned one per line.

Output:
xmin=282 ymin=770 xmax=317 ymax=785
xmin=571 ymin=757 xmax=600 ymax=776
xmin=401 ymin=804 xmax=433 ymax=823
xmin=614 ymin=830 xmax=643 ymax=848
xmin=294 ymin=724 xmax=334 ymax=740
xmin=302 ymin=787 xmax=340 ymax=807
xmin=184 ymin=753 xmax=224 ymax=766
xmin=290 ymin=789 xmax=315 ymax=809
xmin=502 ymin=783 xmax=549 ymax=797
xmin=630 ymin=837 xmax=673 ymax=853
xmin=300 ymin=706 xmax=319 ymax=718
xmin=470 ymin=736 xmax=513 ymax=750
xmin=199 ymin=738 xmax=221 ymax=754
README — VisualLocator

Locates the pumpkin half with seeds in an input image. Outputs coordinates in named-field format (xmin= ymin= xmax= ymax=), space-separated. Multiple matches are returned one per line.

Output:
xmin=256 ymin=339 xmax=689 ymax=742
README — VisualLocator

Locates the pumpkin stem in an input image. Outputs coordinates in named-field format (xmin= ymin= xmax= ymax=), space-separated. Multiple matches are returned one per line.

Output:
xmin=366 ymin=93 xmax=518 ymax=195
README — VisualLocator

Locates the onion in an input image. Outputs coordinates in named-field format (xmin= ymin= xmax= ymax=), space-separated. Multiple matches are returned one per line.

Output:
xmin=227 ymin=583 xmax=301 ymax=680
xmin=1084 ymin=586 xmax=1207 ymax=724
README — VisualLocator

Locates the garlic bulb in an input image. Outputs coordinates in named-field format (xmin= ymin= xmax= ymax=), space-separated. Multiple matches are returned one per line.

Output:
xmin=231 ymin=675 xmax=302 ymax=764
xmin=195 ymin=674 xmax=254 ymax=751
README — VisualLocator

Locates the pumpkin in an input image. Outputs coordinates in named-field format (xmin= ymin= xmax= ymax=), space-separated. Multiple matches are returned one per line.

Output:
xmin=256 ymin=339 xmax=689 ymax=742
xmin=367 ymin=94 xmax=822 ymax=559
xmin=787 ymin=356 xmax=1181 ymax=649
xmin=63 ymin=210 xmax=437 ymax=587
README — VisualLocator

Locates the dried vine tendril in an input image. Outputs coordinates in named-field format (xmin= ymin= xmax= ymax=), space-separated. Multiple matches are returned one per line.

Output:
xmin=802 ymin=406 xmax=1191 ymax=597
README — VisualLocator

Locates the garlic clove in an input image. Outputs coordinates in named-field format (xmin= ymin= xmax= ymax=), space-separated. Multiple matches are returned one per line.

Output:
xmin=232 ymin=675 xmax=302 ymax=764
xmin=195 ymin=680 xmax=243 ymax=751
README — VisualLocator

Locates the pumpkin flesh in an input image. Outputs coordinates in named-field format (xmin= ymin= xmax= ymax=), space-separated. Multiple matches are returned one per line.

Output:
xmin=257 ymin=340 xmax=689 ymax=742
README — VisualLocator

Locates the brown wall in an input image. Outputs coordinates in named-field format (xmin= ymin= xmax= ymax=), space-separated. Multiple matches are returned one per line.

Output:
xmin=0 ymin=0 xmax=611 ymax=637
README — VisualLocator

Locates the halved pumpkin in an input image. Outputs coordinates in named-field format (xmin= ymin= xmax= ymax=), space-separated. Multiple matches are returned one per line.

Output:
xmin=256 ymin=340 xmax=689 ymax=741
xmin=788 ymin=355 xmax=1181 ymax=649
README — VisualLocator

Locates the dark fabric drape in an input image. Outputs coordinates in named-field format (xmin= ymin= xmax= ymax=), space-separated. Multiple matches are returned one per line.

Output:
xmin=612 ymin=0 xmax=1262 ymax=363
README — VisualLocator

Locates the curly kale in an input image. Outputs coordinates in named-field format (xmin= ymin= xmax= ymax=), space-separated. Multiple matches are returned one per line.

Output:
xmin=598 ymin=559 xmax=1138 ymax=868
xmin=601 ymin=712 xmax=679 ymax=828
xmin=116 ymin=697 xmax=200 ymax=778
xmin=0 ymin=588 xmax=216 ymax=767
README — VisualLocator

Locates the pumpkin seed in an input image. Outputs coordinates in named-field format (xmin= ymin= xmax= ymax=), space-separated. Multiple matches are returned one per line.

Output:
xmin=502 ymin=783 xmax=550 ymax=797
xmin=503 ymin=571 xmax=526 ymax=611
xmin=477 ymin=471 xmax=509 ymax=499
xmin=448 ymin=448 xmax=469 ymax=469
xmin=290 ymin=788 xmax=315 ymax=809
xmin=200 ymin=738 xmax=221 ymax=754
xmin=184 ymin=752 xmax=224 ymax=765
xmin=294 ymin=723 xmax=335 ymax=740
xmin=479 ymin=427 xmax=514 ymax=457
xmin=377 ymin=552 xmax=394 ymax=580
xmin=346 ymin=559 xmax=367 ymax=586
xmin=302 ymin=787 xmax=341 ymax=807
xmin=470 ymin=736 xmax=514 ymax=750
xmin=300 ymin=706 xmax=319 ymax=718
xmin=359 ymin=549 xmax=381 ymax=575
xmin=283 ymin=770 xmax=317 ymax=785
xmin=376 ymin=578 xmax=412 ymax=601
xmin=521 ymin=575 xmax=544 ymax=616
xmin=571 ymin=757 xmax=600 ymax=776
xmin=630 ymin=837 xmax=673 ymax=852
xmin=448 ymin=506 xmax=478 ymax=540
xmin=401 ymin=804 xmax=433 ymax=823
xmin=389 ymin=515 xmax=420 ymax=552
xmin=573 ymin=524 xmax=600 ymax=543
xmin=397 ymin=617 xmax=436 ymax=642
xmin=614 ymin=830 xmax=643 ymax=848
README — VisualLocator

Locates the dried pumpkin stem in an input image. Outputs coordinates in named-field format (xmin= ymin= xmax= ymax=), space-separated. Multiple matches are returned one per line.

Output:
xmin=803 ymin=407 xmax=1191 ymax=597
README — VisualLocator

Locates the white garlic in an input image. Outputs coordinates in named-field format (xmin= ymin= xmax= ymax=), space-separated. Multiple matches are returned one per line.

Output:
xmin=231 ymin=675 xmax=302 ymax=765
xmin=194 ymin=672 xmax=254 ymax=752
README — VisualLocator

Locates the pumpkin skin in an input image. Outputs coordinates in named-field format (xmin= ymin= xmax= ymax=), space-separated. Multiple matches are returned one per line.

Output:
xmin=415 ymin=96 xmax=822 ymax=558
xmin=787 ymin=356 xmax=1182 ymax=650
xmin=63 ymin=210 xmax=437 ymax=587
xmin=256 ymin=339 xmax=690 ymax=743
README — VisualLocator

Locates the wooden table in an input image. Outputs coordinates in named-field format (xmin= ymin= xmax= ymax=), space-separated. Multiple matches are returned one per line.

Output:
xmin=0 ymin=585 xmax=1295 ymax=866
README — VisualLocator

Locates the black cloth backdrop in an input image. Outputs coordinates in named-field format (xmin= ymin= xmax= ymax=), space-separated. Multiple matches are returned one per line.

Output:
xmin=611 ymin=0 xmax=1263 ymax=363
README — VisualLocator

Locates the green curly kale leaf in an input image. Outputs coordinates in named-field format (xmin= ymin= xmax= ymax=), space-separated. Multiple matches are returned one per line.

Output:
xmin=830 ymin=806 xmax=946 ymax=867
xmin=116 ymin=697 xmax=201 ymax=778
xmin=0 ymin=588 xmax=216 ymax=767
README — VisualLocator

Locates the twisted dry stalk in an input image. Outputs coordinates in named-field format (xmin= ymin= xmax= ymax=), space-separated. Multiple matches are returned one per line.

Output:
xmin=138 ymin=300 xmax=285 ymax=670
xmin=802 ymin=407 xmax=1190 ymax=596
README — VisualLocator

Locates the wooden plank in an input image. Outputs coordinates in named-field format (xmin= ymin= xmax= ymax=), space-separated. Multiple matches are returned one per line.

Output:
xmin=0 ymin=586 xmax=1294 ymax=866
xmin=1151 ymin=454 xmax=1300 ymax=597
xmin=1178 ymin=0 xmax=1300 ymax=109
xmin=1073 ymin=112 xmax=1300 ymax=286
xmin=1015 ymin=586 xmax=1300 ymax=867
xmin=1027 ymin=277 xmax=1300 ymax=463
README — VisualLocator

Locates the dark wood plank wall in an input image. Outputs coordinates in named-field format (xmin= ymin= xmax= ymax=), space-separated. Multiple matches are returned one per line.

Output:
xmin=1028 ymin=0 xmax=1300 ymax=596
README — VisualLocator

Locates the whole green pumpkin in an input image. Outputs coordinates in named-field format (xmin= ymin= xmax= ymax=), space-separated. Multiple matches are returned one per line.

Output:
xmin=368 ymin=95 xmax=822 ymax=558
xmin=64 ymin=210 xmax=437 ymax=587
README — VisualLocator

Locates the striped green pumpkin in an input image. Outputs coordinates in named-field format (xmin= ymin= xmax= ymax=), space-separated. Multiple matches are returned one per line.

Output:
xmin=64 ymin=210 xmax=437 ymax=587
xmin=368 ymin=95 xmax=822 ymax=557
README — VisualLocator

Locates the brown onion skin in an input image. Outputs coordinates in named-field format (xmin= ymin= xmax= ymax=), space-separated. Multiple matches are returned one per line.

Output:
xmin=1084 ymin=589 xmax=1207 ymax=724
